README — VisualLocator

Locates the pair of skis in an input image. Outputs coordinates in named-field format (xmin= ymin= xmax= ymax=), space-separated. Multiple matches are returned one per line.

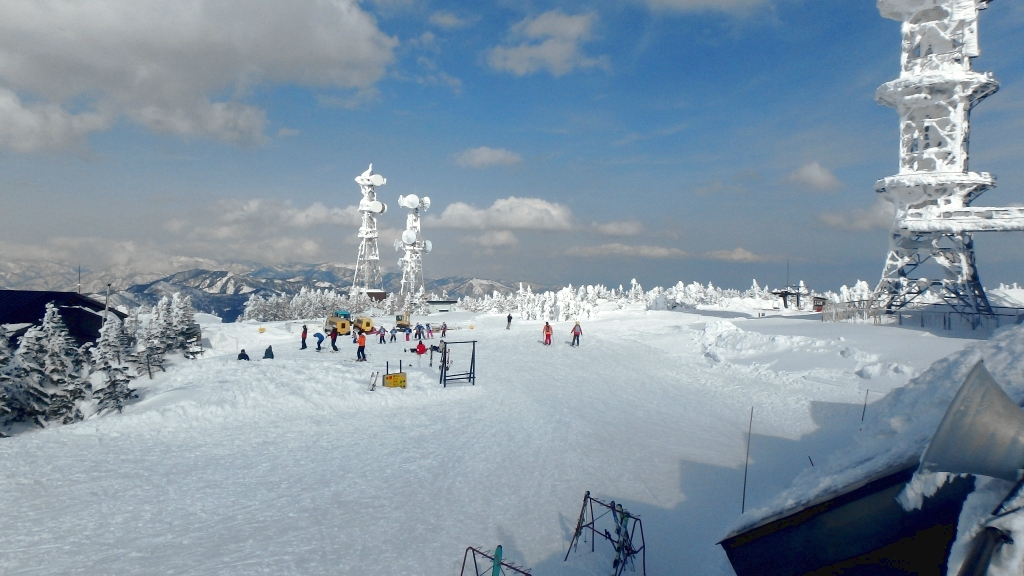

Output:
xmin=368 ymin=371 xmax=379 ymax=391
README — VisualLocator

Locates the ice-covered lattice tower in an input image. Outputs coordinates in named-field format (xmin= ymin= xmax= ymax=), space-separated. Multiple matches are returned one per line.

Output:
xmin=394 ymin=194 xmax=432 ymax=295
xmin=352 ymin=164 xmax=388 ymax=297
xmin=874 ymin=0 xmax=1024 ymax=314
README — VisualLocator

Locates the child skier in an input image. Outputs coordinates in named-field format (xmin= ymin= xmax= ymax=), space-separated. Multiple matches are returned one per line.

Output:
xmin=571 ymin=321 xmax=582 ymax=346
xmin=378 ymin=326 xmax=386 ymax=344
xmin=426 ymin=323 xmax=433 ymax=339
xmin=440 ymin=322 xmax=447 ymax=337
xmin=329 ymin=327 xmax=339 ymax=352
xmin=390 ymin=327 xmax=397 ymax=342
xmin=301 ymin=324 xmax=308 ymax=349
xmin=543 ymin=322 xmax=553 ymax=345
xmin=314 ymin=332 xmax=325 ymax=352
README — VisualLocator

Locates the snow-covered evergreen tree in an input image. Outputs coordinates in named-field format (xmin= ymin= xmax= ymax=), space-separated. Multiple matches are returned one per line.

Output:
xmin=0 ymin=335 xmax=17 ymax=432
xmin=90 ymin=318 xmax=136 ymax=414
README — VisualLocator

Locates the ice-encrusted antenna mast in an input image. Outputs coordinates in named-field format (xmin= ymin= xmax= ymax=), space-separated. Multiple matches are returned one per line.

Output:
xmin=873 ymin=0 xmax=1024 ymax=314
xmin=394 ymin=194 xmax=432 ymax=295
xmin=352 ymin=164 xmax=388 ymax=297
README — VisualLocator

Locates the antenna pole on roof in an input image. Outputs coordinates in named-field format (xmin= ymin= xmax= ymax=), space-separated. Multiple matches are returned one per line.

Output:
xmin=741 ymin=406 xmax=754 ymax=514
xmin=78 ymin=265 xmax=81 ymax=294
xmin=786 ymin=260 xmax=790 ymax=288
xmin=104 ymin=283 xmax=111 ymax=323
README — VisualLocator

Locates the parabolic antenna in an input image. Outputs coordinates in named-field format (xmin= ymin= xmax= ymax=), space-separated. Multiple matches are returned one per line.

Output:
xmin=367 ymin=200 xmax=385 ymax=213
xmin=370 ymin=174 xmax=385 ymax=187
xmin=421 ymin=197 xmax=430 ymax=211
xmin=400 ymin=194 xmax=419 ymax=209
xmin=402 ymin=230 xmax=417 ymax=245
xmin=394 ymin=239 xmax=402 ymax=251
xmin=398 ymin=259 xmax=403 ymax=267
xmin=424 ymin=240 xmax=432 ymax=253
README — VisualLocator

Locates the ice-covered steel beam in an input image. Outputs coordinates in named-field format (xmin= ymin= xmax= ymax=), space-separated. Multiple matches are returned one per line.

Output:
xmin=899 ymin=207 xmax=1024 ymax=233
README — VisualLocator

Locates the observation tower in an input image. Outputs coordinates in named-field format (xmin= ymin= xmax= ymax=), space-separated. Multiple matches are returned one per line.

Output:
xmin=874 ymin=0 xmax=1024 ymax=314
xmin=352 ymin=164 xmax=387 ymax=298
xmin=394 ymin=194 xmax=432 ymax=295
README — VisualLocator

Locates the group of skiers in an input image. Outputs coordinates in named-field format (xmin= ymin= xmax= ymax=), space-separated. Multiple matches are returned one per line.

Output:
xmin=293 ymin=322 xmax=450 ymax=362
xmin=237 ymin=345 xmax=274 ymax=360
xmin=541 ymin=320 xmax=583 ymax=346
xmin=239 ymin=316 xmax=583 ymax=363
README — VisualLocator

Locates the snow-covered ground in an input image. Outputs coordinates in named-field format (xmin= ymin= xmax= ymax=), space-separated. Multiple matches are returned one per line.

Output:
xmin=0 ymin=309 xmax=982 ymax=575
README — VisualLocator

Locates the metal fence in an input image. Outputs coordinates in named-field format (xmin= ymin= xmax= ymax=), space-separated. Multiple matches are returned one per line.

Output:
xmin=822 ymin=301 xmax=1024 ymax=331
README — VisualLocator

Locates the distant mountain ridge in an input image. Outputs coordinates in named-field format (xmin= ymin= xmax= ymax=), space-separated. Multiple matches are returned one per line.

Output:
xmin=0 ymin=260 xmax=547 ymax=321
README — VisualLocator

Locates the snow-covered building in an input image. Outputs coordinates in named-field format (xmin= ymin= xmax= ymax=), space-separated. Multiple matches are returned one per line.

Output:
xmin=0 ymin=290 xmax=126 ymax=346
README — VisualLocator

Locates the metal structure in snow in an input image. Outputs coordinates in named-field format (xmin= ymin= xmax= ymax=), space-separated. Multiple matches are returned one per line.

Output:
xmin=394 ymin=193 xmax=432 ymax=295
xmin=565 ymin=491 xmax=646 ymax=576
xmin=873 ymin=0 xmax=1024 ymax=314
xmin=459 ymin=546 xmax=532 ymax=576
xmin=352 ymin=164 xmax=388 ymax=298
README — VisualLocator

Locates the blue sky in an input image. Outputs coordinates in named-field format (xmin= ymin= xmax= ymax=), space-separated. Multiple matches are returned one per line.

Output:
xmin=1 ymin=0 xmax=1022 ymax=291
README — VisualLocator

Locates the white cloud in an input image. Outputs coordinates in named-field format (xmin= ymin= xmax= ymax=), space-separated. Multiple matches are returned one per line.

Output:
xmin=428 ymin=197 xmax=573 ymax=230
xmin=641 ymin=0 xmax=771 ymax=14
xmin=430 ymin=12 xmax=471 ymax=29
xmin=453 ymin=146 xmax=523 ymax=168
xmin=592 ymin=220 xmax=644 ymax=236
xmin=460 ymin=230 xmax=519 ymax=248
xmin=276 ymin=128 xmax=300 ymax=137
xmin=818 ymin=198 xmax=895 ymax=231
xmin=487 ymin=11 xmax=608 ymax=77
xmin=0 ymin=0 xmax=397 ymax=150
xmin=217 ymin=200 xmax=362 ymax=231
xmin=704 ymin=247 xmax=769 ymax=262
xmin=786 ymin=162 xmax=843 ymax=191
xmin=566 ymin=243 xmax=688 ymax=258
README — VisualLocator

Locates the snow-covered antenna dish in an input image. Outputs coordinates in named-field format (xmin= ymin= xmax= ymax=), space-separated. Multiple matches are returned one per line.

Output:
xmin=399 ymin=194 xmax=419 ymax=209
xmin=402 ymin=230 xmax=417 ymax=245
xmin=424 ymin=240 xmax=432 ymax=253
xmin=367 ymin=200 xmax=386 ymax=214
xmin=421 ymin=197 xmax=430 ymax=211
xmin=370 ymin=174 xmax=385 ymax=187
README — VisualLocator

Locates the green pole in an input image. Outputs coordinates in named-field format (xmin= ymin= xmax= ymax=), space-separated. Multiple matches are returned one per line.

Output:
xmin=492 ymin=545 xmax=502 ymax=576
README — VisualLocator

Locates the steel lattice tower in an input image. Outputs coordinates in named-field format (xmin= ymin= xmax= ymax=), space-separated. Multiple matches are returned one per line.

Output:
xmin=351 ymin=164 xmax=387 ymax=297
xmin=394 ymin=194 xmax=431 ymax=295
xmin=874 ymin=0 xmax=1024 ymax=314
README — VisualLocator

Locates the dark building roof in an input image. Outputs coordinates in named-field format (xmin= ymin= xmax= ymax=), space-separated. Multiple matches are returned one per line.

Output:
xmin=719 ymin=462 xmax=974 ymax=576
xmin=0 ymin=290 xmax=127 ymax=345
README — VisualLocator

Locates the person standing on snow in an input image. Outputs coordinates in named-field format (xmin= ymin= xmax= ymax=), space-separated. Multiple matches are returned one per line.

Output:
xmin=390 ymin=327 xmax=397 ymax=343
xmin=441 ymin=322 xmax=447 ymax=337
xmin=301 ymin=324 xmax=308 ymax=350
xmin=314 ymin=332 xmax=325 ymax=352
xmin=506 ymin=314 xmax=513 ymax=329
xmin=329 ymin=327 xmax=339 ymax=352
xmin=570 ymin=321 xmax=582 ymax=347
xmin=378 ymin=326 xmax=387 ymax=344
xmin=426 ymin=323 xmax=433 ymax=339
xmin=543 ymin=322 xmax=553 ymax=345
xmin=405 ymin=327 xmax=411 ymax=341
xmin=356 ymin=331 xmax=367 ymax=361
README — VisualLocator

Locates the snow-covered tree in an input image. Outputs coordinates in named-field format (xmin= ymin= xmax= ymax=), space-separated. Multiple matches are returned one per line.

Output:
xmin=90 ymin=318 xmax=136 ymax=414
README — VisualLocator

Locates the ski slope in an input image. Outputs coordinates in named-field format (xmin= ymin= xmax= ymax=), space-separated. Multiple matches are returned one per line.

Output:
xmin=0 ymin=309 xmax=978 ymax=575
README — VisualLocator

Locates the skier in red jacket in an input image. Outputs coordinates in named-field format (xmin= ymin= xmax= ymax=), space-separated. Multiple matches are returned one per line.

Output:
xmin=571 ymin=321 xmax=582 ymax=347
xmin=543 ymin=322 xmax=553 ymax=345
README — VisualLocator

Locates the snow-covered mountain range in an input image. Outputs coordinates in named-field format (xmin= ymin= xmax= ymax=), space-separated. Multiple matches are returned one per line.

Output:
xmin=0 ymin=260 xmax=547 ymax=320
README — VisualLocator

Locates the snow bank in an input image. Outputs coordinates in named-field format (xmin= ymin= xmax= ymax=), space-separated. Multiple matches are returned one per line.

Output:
xmin=731 ymin=324 xmax=1024 ymax=535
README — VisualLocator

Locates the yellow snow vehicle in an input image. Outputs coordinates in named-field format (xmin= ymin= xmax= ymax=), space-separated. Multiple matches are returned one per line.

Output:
xmin=395 ymin=313 xmax=412 ymax=330
xmin=324 ymin=310 xmax=352 ymax=335
xmin=353 ymin=316 xmax=374 ymax=334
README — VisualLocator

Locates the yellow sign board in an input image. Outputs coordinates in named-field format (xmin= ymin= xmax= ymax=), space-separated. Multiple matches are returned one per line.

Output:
xmin=383 ymin=372 xmax=407 ymax=388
